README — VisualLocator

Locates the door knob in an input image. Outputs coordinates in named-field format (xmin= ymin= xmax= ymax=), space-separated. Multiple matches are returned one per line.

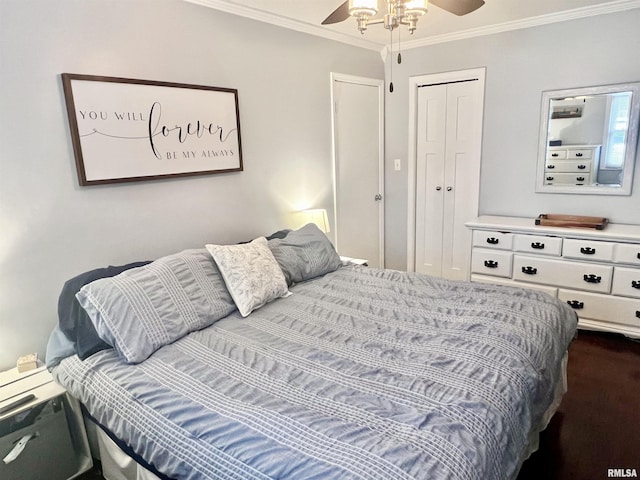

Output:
xmin=374 ymin=194 xmax=383 ymax=201
xmin=435 ymin=186 xmax=442 ymax=191
xmin=446 ymin=186 xmax=452 ymax=191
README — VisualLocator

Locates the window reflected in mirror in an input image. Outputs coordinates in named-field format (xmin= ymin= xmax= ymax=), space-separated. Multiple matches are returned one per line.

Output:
xmin=537 ymin=83 xmax=640 ymax=195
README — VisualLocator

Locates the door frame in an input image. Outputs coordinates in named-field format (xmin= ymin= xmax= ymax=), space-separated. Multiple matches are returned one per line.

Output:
xmin=406 ymin=67 xmax=486 ymax=272
xmin=330 ymin=72 xmax=385 ymax=267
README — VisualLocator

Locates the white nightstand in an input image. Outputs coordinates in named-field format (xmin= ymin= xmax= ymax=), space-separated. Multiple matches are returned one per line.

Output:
xmin=0 ymin=366 xmax=92 ymax=479
xmin=340 ymin=256 xmax=369 ymax=266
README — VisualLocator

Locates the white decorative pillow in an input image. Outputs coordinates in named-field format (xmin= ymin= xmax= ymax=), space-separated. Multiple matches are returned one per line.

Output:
xmin=206 ymin=237 xmax=290 ymax=317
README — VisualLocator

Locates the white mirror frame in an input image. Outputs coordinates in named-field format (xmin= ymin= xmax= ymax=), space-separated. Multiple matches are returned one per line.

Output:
xmin=536 ymin=82 xmax=640 ymax=195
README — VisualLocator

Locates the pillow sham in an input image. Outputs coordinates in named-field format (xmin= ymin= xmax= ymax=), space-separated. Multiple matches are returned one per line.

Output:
xmin=267 ymin=223 xmax=342 ymax=285
xmin=205 ymin=237 xmax=289 ymax=317
xmin=76 ymin=249 xmax=235 ymax=364
xmin=58 ymin=261 xmax=151 ymax=360
xmin=238 ymin=229 xmax=291 ymax=244
xmin=45 ymin=325 xmax=77 ymax=369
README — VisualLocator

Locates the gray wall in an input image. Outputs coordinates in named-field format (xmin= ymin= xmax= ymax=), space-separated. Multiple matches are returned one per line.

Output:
xmin=0 ymin=0 xmax=383 ymax=370
xmin=3 ymin=1 xmax=637 ymax=370
xmin=384 ymin=9 xmax=640 ymax=270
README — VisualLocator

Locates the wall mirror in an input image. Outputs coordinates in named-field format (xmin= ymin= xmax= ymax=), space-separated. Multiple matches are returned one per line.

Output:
xmin=536 ymin=82 xmax=640 ymax=195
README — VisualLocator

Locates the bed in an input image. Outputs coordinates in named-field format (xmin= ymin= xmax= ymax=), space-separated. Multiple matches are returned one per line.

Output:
xmin=47 ymin=223 xmax=577 ymax=480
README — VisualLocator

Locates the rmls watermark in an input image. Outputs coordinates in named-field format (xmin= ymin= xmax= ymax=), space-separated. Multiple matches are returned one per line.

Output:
xmin=608 ymin=468 xmax=638 ymax=478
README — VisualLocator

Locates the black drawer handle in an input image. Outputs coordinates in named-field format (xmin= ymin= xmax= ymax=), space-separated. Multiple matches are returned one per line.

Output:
xmin=576 ymin=176 xmax=585 ymax=182
xmin=567 ymin=300 xmax=584 ymax=309
xmin=580 ymin=247 xmax=596 ymax=255
xmin=531 ymin=242 xmax=545 ymax=250
xmin=575 ymin=152 xmax=583 ymax=157
xmin=546 ymin=176 xmax=554 ymax=181
xmin=636 ymin=311 xmax=640 ymax=319
xmin=551 ymin=153 xmax=559 ymax=157
xmin=583 ymin=274 xmax=602 ymax=284
xmin=484 ymin=260 xmax=499 ymax=269
xmin=577 ymin=164 xmax=586 ymax=170
xmin=632 ymin=280 xmax=640 ymax=289
xmin=637 ymin=253 xmax=640 ymax=260
xmin=547 ymin=164 xmax=556 ymax=169
xmin=486 ymin=237 xmax=499 ymax=245
xmin=522 ymin=266 xmax=538 ymax=275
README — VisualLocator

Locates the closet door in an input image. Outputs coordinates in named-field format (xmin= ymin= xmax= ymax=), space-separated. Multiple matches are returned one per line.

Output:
xmin=415 ymin=84 xmax=447 ymax=276
xmin=414 ymin=74 xmax=483 ymax=280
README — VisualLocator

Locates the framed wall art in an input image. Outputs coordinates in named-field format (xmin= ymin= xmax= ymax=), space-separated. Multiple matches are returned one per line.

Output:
xmin=61 ymin=73 xmax=243 ymax=185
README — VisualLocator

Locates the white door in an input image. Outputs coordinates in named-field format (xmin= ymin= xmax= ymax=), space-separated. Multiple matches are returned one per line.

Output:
xmin=331 ymin=73 xmax=384 ymax=267
xmin=415 ymin=84 xmax=447 ymax=276
xmin=410 ymin=69 xmax=485 ymax=280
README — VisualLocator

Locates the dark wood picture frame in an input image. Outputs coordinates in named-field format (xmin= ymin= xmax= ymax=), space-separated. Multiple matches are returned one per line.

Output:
xmin=62 ymin=73 xmax=243 ymax=186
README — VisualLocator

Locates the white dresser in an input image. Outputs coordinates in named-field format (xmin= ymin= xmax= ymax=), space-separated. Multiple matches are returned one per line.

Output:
xmin=545 ymin=145 xmax=601 ymax=185
xmin=466 ymin=216 xmax=640 ymax=338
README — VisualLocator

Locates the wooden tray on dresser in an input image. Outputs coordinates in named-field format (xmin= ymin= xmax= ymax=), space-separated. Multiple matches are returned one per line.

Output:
xmin=535 ymin=214 xmax=609 ymax=230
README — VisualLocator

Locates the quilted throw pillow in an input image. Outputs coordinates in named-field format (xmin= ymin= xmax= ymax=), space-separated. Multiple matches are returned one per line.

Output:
xmin=206 ymin=237 xmax=290 ymax=317
xmin=76 ymin=249 xmax=236 ymax=364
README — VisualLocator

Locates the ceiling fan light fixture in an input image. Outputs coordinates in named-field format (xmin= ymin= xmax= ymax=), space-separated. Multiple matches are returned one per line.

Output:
xmin=402 ymin=0 xmax=428 ymax=34
xmin=347 ymin=0 xmax=430 ymax=34
xmin=404 ymin=0 xmax=429 ymax=17
xmin=348 ymin=0 xmax=378 ymax=17
xmin=348 ymin=0 xmax=378 ymax=33
xmin=321 ymin=0 xmax=483 ymax=29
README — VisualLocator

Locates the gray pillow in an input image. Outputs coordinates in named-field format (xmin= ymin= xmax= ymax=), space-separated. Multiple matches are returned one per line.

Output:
xmin=76 ymin=249 xmax=235 ymax=364
xmin=268 ymin=223 xmax=342 ymax=285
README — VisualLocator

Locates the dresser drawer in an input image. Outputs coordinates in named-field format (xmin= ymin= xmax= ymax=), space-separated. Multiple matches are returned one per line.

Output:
xmin=559 ymin=289 xmax=640 ymax=329
xmin=567 ymin=148 xmax=594 ymax=159
xmin=612 ymin=267 xmax=640 ymax=299
xmin=547 ymin=149 xmax=567 ymax=160
xmin=513 ymin=234 xmax=562 ymax=256
xmin=543 ymin=172 xmax=591 ymax=185
xmin=614 ymin=243 xmax=640 ymax=266
xmin=471 ymin=248 xmax=513 ymax=277
xmin=472 ymin=231 xmax=513 ymax=250
xmin=562 ymin=238 xmax=614 ymax=262
xmin=545 ymin=160 xmax=591 ymax=173
xmin=513 ymin=255 xmax=613 ymax=293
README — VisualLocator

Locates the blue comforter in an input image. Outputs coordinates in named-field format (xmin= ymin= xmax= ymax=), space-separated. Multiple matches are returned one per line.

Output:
xmin=53 ymin=266 xmax=577 ymax=480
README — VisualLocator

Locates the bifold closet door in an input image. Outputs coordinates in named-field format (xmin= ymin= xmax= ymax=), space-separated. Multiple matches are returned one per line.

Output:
xmin=415 ymin=84 xmax=447 ymax=277
xmin=414 ymin=79 xmax=482 ymax=280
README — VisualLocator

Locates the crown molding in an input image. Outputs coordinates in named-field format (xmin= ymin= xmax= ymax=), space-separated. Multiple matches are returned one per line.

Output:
xmin=390 ymin=0 xmax=640 ymax=52
xmin=183 ymin=0 xmax=383 ymax=51
xmin=185 ymin=0 xmax=640 ymax=54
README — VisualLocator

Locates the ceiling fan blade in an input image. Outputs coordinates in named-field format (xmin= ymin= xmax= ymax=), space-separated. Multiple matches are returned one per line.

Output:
xmin=430 ymin=0 xmax=485 ymax=16
xmin=321 ymin=1 xmax=350 ymax=25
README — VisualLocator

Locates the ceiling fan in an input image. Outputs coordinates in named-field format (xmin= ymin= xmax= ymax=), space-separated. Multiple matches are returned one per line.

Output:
xmin=322 ymin=0 xmax=485 ymax=29
xmin=322 ymin=0 xmax=484 ymax=92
